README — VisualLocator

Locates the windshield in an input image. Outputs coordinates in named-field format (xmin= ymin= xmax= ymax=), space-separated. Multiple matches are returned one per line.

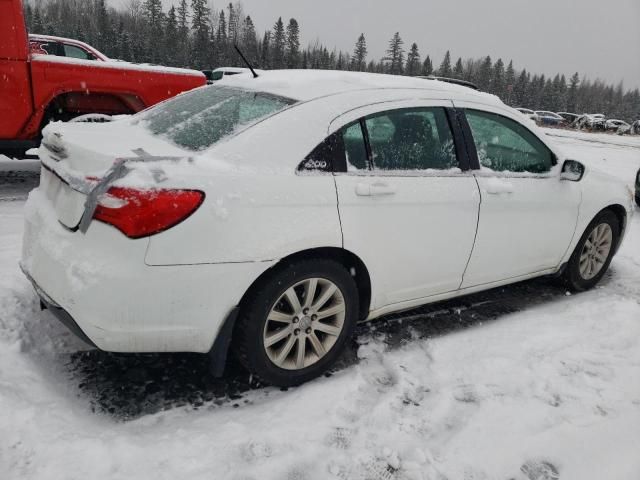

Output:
xmin=135 ymin=86 xmax=297 ymax=151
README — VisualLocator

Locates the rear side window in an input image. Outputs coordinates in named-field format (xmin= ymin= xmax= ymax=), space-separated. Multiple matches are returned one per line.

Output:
xmin=136 ymin=86 xmax=297 ymax=151
xmin=466 ymin=109 xmax=554 ymax=173
xmin=364 ymin=108 xmax=457 ymax=171
xmin=63 ymin=44 xmax=95 ymax=60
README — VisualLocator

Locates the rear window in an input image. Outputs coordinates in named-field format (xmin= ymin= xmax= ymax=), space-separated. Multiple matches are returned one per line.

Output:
xmin=135 ymin=86 xmax=296 ymax=151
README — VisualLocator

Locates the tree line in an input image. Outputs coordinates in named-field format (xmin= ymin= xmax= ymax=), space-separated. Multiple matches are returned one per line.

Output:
xmin=24 ymin=0 xmax=640 ymax=122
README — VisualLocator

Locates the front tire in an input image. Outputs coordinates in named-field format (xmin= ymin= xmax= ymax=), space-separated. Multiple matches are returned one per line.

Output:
xmin=563 ymin=210 xmax=620 ymax=291
xmin=233 ymin=259 xmax=359 ymax=387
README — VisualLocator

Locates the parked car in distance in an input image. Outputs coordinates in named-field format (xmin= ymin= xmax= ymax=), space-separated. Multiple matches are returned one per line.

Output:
xmin=202 ymin=67 xmax=252 ymax=84
xmin=605 ymin=119 xmax=630 ymax=133
xmin=29 ymin=34 xmax=108 ymax=61
xmin=21 ymin=70 xmax=634 ymax=387
xmin=575 ymin=114 xmax=607 ymax=131
xmin=515 ymin=108 xmax=540 ymax=123
xmin=0 ymin=0 xmax=206 ymax=158
xmin=557 ymin=112 xmax=580 ymax=125
xmin=632 ymin=120 xmax=640 ymax=135
xmin=535 ymin=111 xmax=566 ymax=126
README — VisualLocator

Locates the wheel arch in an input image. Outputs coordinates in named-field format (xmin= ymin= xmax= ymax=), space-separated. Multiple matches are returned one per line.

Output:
xmin=238 ymin=247 xmax=372 ymax=323
xmin=602 ymin=204 xmax=627 ymax=253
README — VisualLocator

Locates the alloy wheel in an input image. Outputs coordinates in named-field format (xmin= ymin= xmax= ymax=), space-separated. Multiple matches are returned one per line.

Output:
xmin=263 ymin=277 xmax=346 ymax=370
xmin=579 ymin=223 xmax=613 ymax=280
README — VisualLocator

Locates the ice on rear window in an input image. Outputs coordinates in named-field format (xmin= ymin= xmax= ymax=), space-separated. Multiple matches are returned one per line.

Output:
xmin=134 ymin=86 xmax=296 ymax=151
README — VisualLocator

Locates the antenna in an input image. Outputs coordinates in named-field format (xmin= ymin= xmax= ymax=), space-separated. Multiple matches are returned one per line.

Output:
xmin=234 ymin=45 xmax=259 ymax=78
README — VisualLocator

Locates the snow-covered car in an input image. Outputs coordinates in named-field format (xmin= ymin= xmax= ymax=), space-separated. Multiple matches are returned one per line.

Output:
xmin=604 ymin=119 xmax=630 ymax=133
xmin=632 ymin=120 xmax=640 ymax=135
xmin=20 ymin=71 xmax=634 ymax=387
xmin=515 ymin=108 xmax=539 ymax=123
xmin=202 ymin=67 xmax=252 ymax=84
xmin=535 ymin=111 xmax=565 ymax=126
xmin=557 ymin=112 xmax=580 ymax=126
xmin=576 ymin=114 xmax=607 ymax=131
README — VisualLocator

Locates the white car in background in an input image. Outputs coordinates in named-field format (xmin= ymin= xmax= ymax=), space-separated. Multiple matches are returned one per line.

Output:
xmin=604 ymin=119 xmax=630 ymax=133
xmin=21 ymin=71 xmax=634 ymax=386
xmin=515 ymin=107 xmax=540 ymax=123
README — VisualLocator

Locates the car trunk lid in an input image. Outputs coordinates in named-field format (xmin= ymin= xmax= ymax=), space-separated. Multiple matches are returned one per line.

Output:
xmin=38 ymin=121 xmax=187 ymax=230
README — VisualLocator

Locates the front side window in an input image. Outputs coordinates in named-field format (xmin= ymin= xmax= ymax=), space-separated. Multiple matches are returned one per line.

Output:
xmin=465 ymin=109 xmax=554 ymax=173
xmin=136 ymin=86 xmax=297 ymax=151
xmin=364 ymin=108 xmax=458 ymax=171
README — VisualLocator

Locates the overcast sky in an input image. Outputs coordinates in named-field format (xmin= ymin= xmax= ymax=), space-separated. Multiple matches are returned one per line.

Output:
xmin=115 ymin=0 xmax=640 ymax=89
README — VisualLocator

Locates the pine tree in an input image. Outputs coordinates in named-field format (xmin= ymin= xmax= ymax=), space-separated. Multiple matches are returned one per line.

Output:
xmin=421 ymin=55 xmax=433 ymax=76
xmin=514 ymin=69 xmax=529 ymax=106
xmin=260 ymin=31 xmax=271 ymax=68
xmin=227 ymin=3 xmax=239 ymax=45
xmin=567 ymin=72 xmax=580 ymax=112
xmin=176 ymin=0 xmax=190 ymax=67
xmin=477 ymin=56 xmax=492 ymax=91
xmin=285 ymin=18 xmax=300 ymax=68
xmin=405 ymin=43 xmax=420 ymax=76
xmin=241 ymin=16 xmax=258 ymax=64
xmin=453 ymin=57 xmax=464 ymax=79
xmin=492 ymin=58 xmax=505 ymax=97
xmin=504 ymin=60 xmax=516 ymax=105
xmin=384 ymin=32 xmax=404 ymax=75
xmin=216 ymin=11 xmax=228 ymax=65
xmin=190 ymin=0 xmax=211 ymax=69
xmin=271 ymin=17 xmax=286 ymax=69
xmin=351 ymin=34 xmax=367 ymax=71
xmin=164 ymin=6 xmax=178 ymax=65
xmin=438 ymin=50 xmax=452 ymax=77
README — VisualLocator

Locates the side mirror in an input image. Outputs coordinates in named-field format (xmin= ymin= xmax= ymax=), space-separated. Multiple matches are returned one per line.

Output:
xmin=560 ymin=160 xmax=585 ymax=182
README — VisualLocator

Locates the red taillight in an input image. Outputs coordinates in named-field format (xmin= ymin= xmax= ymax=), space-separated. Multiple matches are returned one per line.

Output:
xmin=93 ymin=187 xmax=205 ymax=239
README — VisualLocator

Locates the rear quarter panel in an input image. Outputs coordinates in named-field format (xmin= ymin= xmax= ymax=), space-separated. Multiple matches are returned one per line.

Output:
xmin=144 ymin=171 xmax=343 ymax=265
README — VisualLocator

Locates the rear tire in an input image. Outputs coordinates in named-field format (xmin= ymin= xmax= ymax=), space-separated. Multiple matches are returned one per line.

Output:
xmin=563 ymin=210 xmax=620 ymax=291
xmin=233 ymin=258 xmax=359 ymax=387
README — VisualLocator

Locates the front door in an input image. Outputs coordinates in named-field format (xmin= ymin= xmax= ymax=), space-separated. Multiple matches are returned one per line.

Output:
xmin=332 ymin=103 xmax=481 ymax=309
xmin=456 ymin=105 xmax=581 ymax=287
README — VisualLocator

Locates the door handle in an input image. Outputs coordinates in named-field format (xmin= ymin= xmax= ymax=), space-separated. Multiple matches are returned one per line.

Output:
xmin=355 ymin=182 xmax=396 ymax=196
xmin=484 ymin=178 xmax=514 ymax=195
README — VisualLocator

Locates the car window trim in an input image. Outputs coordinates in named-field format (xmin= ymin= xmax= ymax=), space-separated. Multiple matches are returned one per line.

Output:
xmin=460 ymin=108 xmax=558 ymax=176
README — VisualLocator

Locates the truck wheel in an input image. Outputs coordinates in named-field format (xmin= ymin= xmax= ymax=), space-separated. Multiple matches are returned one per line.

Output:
xmin=233 ymin=259 xmax=359 ymax=387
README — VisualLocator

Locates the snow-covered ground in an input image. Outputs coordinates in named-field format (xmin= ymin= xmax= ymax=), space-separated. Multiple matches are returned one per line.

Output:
xmin=1 ymin=130 xmax=639 ymax=480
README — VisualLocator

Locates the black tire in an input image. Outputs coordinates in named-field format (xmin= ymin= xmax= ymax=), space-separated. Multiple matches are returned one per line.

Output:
xmin=563 ymin=210 xmax=620 ymax=291
xmin=233 ymin=258 xmax=359 ymax=387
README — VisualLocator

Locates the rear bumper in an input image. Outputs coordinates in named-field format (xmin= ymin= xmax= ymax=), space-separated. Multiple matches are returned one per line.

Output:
xmin=22 ymin=266 xmax=97 ymax=348
xmin=21 ymin=188 xmax=274 ymax=353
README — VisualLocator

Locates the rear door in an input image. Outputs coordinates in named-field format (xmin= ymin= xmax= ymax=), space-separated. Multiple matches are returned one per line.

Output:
xmin=455 ymin=102 xmax=581 ymax=287
xmin=329 ymin=101 xmax=481 ymax=310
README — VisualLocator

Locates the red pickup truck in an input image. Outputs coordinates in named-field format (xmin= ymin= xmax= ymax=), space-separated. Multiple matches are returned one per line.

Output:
xmin=0 ymin=0 xmax=206 ymax=157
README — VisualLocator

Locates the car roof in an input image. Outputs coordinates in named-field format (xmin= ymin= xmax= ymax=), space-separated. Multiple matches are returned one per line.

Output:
xmin=224 ymin=69 xmax=501 ymax=105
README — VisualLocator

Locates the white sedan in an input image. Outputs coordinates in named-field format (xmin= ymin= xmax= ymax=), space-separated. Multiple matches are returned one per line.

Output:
xmin=21 ymin=71 xmax=634 ymax=386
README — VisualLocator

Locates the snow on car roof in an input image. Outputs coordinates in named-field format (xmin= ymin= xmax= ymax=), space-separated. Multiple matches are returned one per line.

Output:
xmin=223 ymin=69 xmax=501 ymax=104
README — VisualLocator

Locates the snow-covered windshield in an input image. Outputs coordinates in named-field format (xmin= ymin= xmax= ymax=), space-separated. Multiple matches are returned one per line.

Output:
xmin=135 ymin=86 xmax=297 ymax=151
